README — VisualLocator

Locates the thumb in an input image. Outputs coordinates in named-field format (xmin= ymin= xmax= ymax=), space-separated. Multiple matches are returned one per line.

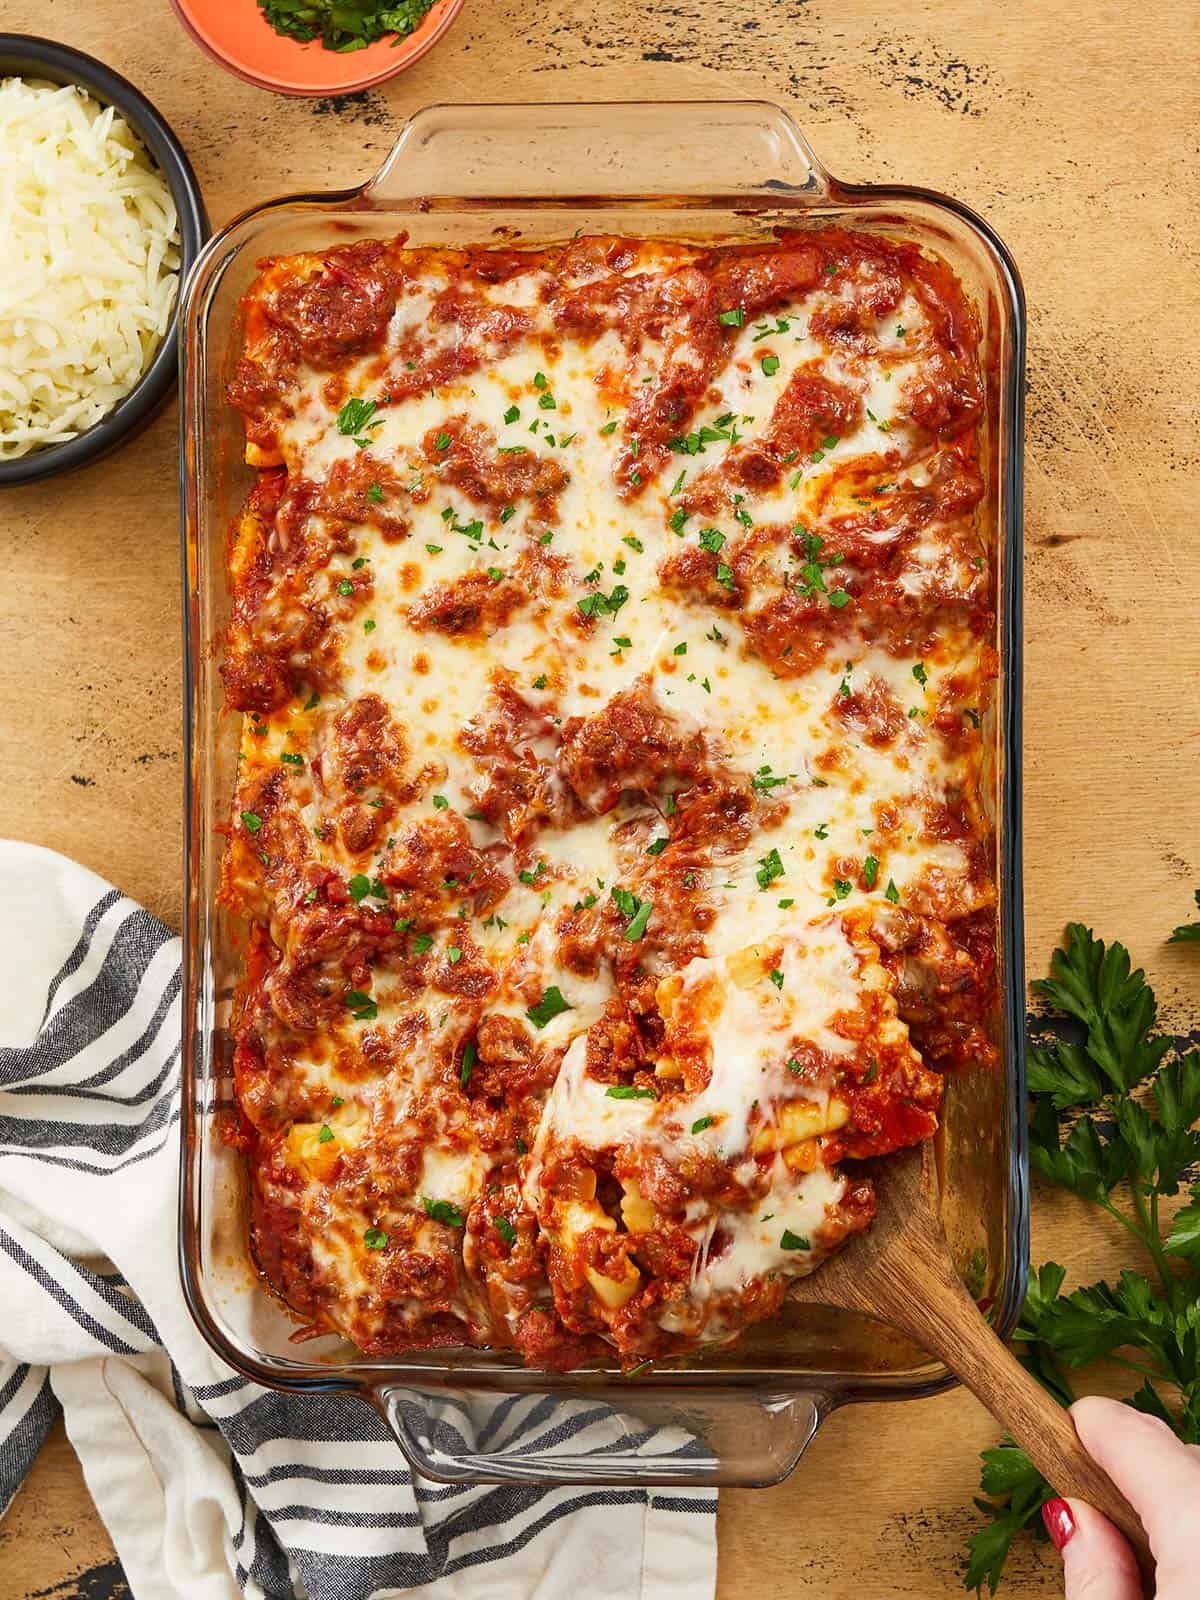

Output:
xmin=1043 ymin=1497 xmax=1143 ymax=1600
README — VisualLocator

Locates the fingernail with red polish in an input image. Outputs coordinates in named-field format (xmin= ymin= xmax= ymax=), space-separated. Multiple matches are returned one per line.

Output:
xmin=1042 ymin=1498 xmax=1076 ymax=1552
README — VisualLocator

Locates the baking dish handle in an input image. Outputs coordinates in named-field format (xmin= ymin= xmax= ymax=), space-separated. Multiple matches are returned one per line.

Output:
xmin=362 ymin=101 xmax=831 ymax=205
xmin=371 ymin=1383 xmax=834 ymax=1487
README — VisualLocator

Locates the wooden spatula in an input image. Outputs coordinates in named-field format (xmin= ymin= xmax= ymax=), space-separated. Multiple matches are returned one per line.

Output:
xmin=789 ymin=1144 xmax=1155 ymax=1587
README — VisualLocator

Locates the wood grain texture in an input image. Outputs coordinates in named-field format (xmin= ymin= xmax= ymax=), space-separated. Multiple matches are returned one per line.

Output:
xmin=0 ymin=0 xmax=1197 ymax=1595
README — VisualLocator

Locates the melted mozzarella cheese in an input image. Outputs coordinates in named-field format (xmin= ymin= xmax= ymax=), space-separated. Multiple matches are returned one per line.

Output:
xmin=231 ymin=235 xmax=991 ymax=1354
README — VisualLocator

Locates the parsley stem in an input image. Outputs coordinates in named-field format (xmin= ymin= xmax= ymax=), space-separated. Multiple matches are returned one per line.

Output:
xmin=1098 ymin=1191 xmax=1177 ymax=1306
xmin=1129 ymin=1180 xmax=1178 ymax=1307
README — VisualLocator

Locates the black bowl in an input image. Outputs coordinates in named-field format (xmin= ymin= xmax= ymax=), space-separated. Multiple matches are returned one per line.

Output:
xmin=0 ymin=35 xmax=209 ymax=487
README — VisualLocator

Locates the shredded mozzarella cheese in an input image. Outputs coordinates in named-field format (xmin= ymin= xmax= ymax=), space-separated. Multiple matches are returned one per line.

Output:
xmin=0 ymin=78 xmax=180 ymax=459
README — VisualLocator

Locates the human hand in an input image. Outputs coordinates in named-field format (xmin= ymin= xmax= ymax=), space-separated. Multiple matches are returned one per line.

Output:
xmin=1042 ymin=1396 xmax=1200 ymax=1598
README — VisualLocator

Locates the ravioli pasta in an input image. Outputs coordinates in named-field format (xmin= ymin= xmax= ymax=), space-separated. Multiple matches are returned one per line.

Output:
xmin=220 ymin=228 xmax=997 ymax=1369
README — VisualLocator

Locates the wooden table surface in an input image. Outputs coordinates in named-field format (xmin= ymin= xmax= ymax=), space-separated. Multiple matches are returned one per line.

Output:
xmin=2 ymin=0 xmax=1197 ymax=1595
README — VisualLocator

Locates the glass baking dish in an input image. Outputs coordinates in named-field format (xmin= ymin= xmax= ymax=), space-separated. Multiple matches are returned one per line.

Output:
xmin=179 ymin=100 xmax=1027 ymax=1488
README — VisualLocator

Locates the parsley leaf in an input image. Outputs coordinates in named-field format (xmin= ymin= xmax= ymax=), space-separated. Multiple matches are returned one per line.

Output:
xmin=526 ymin=986 xmax=571 ymax=1029
xmin=610 ymin=885 xmax=653 ymax=940
xmin=756 ymin=848 xmax=784 ymax=890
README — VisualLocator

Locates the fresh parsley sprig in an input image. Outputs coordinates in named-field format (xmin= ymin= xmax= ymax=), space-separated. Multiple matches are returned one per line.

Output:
xmin=964 ymin=905 xmax=1200 ymax=1594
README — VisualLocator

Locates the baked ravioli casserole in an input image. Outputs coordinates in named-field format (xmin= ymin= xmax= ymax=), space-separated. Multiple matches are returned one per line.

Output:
xmin=220 ymin=228 xmax=997 ymax=1370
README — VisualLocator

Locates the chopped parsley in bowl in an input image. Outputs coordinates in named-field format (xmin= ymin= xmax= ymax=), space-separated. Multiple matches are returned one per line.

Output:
xmin=257 ymin=0 xmax=436 ymax=51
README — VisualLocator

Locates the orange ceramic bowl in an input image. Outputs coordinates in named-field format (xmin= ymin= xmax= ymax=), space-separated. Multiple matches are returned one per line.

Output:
xmin=169 ymin=0 xmax=464 ymax=96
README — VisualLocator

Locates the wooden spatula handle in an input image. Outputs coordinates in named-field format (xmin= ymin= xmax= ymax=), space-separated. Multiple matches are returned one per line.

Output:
xmin=871 ymin=1260 xmax=1155 ymax=1588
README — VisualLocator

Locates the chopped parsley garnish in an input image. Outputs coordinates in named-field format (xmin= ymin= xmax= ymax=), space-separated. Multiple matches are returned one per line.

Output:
xmin=363 ymin=1225 xmax=389 ymax=1250
xmin=717 ymin=307 xmax=746 ymax=327
xmin=532 ymin=673 xmax=548 ymax=690
xmin=698 ymin=526 xmax=726 ymax=554
xmin=670 ymin=469 xmax=686 ymax=496
xmin=760 ymin=354 xmax=780 ymax=376
xmin=830 ymin=878 xmax=853 ymax=901
xmin=412 ymin=933 xmax=434 ymax=954
xmin=336 ymin=397 xmax=379 ymax=437
xmin=344 ymin=989 xmax=378 ymax=1022
xmin=446 ymin=946 xmax=462 ymax=965
xmin=599 ymin=419 xmax=619 ymax=435
xmin=426 ymin=543 xmax=443 ymax=555
xmin=715 ymin=562 xmax=736 ymax=592
xmin=494 ymin=1215 xmax=517 ymax=1247
xmin=538 ymin=392 xmax=557 ymax=411
xmin=912 ymin=661 xmax=928 ymax=687
xmin=756 ymin=848 xmax=784 ymax=890
xmin=577 ymin=584 xmax=629 ymax=620
xmin=280 ymin=752 xmax=303 ymax=766
xmin=503 ymin=404 xmax=520 ymax=424
xmin=611 ymin=885 xmax=653 ymax=940
xmin=885 ymin=879 xmax=901 ymax=904
xmin=533 ymin=371 xmax=548 ymax=390
xmin=623 ymin=534 xmax=644 ymax=552
xmin=606 ymin=1084 xmax=657 ymax=1100
xmin=241 ymin=811 xmax=262 ymax=833
xmin=669 ymin=507 xmax=689 ymax=535
xmin=752 ymin=764 xmax=790 ymax=795
xmin=786 ymin=1059 xmax=802 ymax=1074
xmin=518 ymin=861 xmax=547 ymax=886
xmin=366 ymin=484 xmax=384 ymax=504
xmin=814 ymin=822 xmax=830 ymax=840
xmin=318 ymin=1124 xmax=333 ymax=1143
xmin=337 ymin=578 xmax=354 ymax=596
xmin=363 ymin=619 xmax=376 ymax=633
xmin=780 ymin=1229 xmax=811 ymax=1250
xmin=691 ymin=1115 xmax=716 ymax=1134
xmin=499 ymin=505 xmax=515 ymax=524
xmin=863 ymin=854 xmax=879 ymax=889
xmin=348 ymin=874 xmax=387 ymax=904
xmin=646 ymin=836 xmax=669 ymax=856
xmin=768 ymin=968 xmax=784 ymax=990
xmin=303 ymin=692 xmax=320 ymax=711
xmin=423 ymin=1197 xmax=465 ymax=1227
xmin=778 ymin=897 xmax=794 ymax=909
xmin=669 ymin=417 xmax=741 ymax=455
xmin=793 ymin=529 xmax=851 ymax=610
xmin=526 ymin=986 xmax=572 ymax=1029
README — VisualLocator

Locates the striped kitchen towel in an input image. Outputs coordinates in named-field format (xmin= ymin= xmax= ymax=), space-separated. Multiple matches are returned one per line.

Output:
xmin=0 ymin=841 xmax=717 ymax=1600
